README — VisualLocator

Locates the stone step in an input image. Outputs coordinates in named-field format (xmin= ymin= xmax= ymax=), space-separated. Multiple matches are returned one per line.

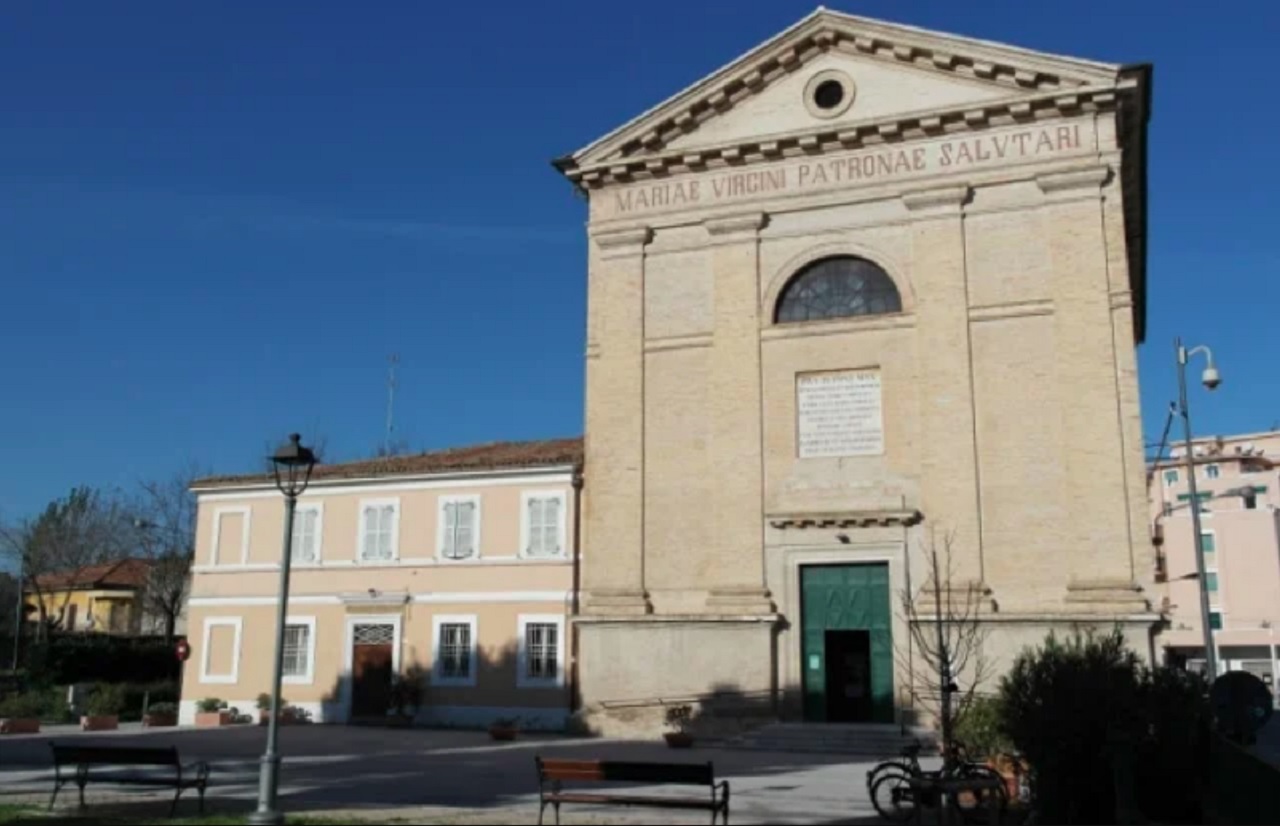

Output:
xmin=728 ymin=722 xmax=937 ymax=757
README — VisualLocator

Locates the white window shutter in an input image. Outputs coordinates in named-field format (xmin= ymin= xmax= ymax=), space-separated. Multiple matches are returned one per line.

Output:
xmin=545 ymin=498 xmax=562 ymax=554
xmin=527 ymin=498 xmax=543 ymax=555
xmin=361 ymin=506 xmax=377 ymax=560
xmin=442 ymin=502 xmax=457 ymax=558
xmin=456 ymin=502 xmax=475 ymax=558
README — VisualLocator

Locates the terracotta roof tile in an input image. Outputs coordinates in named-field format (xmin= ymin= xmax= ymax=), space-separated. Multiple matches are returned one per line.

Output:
xmin=194 ymin=436 xmax=584 ymax=488
xmin=32 ymin=558 xmax=153 ymax=591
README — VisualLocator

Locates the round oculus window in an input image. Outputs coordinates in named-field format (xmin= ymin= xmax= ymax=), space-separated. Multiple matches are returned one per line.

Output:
xmin=803 ymin=70 xmax=856 ymax=119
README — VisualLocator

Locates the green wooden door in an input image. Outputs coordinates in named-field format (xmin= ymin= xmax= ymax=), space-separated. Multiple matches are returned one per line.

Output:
xmin=801 ymin=563 xmax=894 ymax=723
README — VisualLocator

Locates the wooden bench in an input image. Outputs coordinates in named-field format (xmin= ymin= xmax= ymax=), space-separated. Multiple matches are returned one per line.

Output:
xmin=49 ymin=743 xmax=209 ymax=816
xmin=535 ymin=757 xmax=730 ymax=825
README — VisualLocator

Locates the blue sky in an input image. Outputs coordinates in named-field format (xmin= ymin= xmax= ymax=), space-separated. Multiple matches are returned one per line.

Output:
xmin=1 ymin=0 xmax=1277 ymax=523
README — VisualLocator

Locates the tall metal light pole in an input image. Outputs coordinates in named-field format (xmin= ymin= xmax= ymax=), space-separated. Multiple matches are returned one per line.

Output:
xmin=1176 ymin=338 xmax=1221 ymax=679
xmin=248 ymin=434 xmax=317 ymax=826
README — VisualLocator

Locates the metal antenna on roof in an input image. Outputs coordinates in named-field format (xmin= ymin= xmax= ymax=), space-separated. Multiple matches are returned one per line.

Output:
xmin=385 ymin=353 xmax=399 ymax=457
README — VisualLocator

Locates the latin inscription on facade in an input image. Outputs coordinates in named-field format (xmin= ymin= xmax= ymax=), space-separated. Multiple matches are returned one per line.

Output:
xmin=797 ymin=370 xmax=884 ymax=459
xmin=599 ymin=122 xmax=1090 ymax=219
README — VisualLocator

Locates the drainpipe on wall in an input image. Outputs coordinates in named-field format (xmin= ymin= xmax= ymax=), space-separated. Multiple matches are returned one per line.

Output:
xmin=568 ymin=467 xmax=584 ymax=716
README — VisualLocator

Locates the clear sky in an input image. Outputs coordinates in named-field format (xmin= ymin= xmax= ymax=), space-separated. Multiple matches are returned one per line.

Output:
xmin=1 ymin=0 xmax=1277 ymax=523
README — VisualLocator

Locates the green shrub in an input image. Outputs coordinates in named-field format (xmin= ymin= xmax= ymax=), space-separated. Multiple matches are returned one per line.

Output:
xmin=0 ymin=686 xmax=72 ymax=723
xmin=0 ymin=691 xmax=48 ymax=719
xmin=85 ymin=683 xmax=126 ymax=717
xmin=196 ymin=697 xmax=225 ymax=713
xmin=119 ymin=681 xmax=178 ymax=721
xmin=1000 ymin=629 xmax=1208 ymax=824
xmin=20 ymin=636 xmax=180 ymax=685
xmin=953 ymin=694 xmax=1009 ymax=758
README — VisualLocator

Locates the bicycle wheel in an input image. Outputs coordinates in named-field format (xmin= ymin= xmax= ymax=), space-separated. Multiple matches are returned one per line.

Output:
xmin=866 ymin=760 xmax=915 ymax=792
xmin=949 ymin=764 xmax=1009 ymax=824
xmin=870 ymin=771 xmax=918 ymax=823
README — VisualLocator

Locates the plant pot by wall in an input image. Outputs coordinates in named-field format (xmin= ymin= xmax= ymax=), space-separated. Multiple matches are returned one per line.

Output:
xmin=488 ymin=725 xmax=518 ymax=741
xmin=259 ymin=709 xmax=301 ymax=726
xmin=664 ymin=732 xmax=694 ymax=749
xmin=81 ymin=715 xmax=118 ymax=732
xmin=195 ymin=711 xmax=233 ymax=728
xmin=143 ymin=713 xmax=177 ymax=728
xmin=0 ymin=718 xmax=41 ymax=735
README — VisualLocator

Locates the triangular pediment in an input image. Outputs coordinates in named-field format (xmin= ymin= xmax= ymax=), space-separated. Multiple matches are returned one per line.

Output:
xmin=560 ymin=8 xmax=1127 ymax=175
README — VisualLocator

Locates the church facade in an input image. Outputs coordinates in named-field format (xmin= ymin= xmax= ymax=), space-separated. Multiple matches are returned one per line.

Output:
xmin=555 ymin=9 xmax=1156 ymax=734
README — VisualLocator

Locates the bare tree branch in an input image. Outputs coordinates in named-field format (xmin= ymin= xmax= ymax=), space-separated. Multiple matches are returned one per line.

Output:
xmin=133 ymin=463 xmax=204 ymax=642
xmin=893 ymin=528 xmax=992 ymax=764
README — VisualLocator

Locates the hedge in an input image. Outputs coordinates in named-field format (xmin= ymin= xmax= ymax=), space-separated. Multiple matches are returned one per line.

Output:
xmin=22 ymin=635 xmax=182 ymax=685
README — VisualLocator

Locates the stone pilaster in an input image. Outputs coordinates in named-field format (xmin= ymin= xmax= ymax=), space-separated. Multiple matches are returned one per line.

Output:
xmin=583 ymin=226 xmax=652 ymax=615
xmin=1038 ymin=166 xmax=1147 ymax=613
xmin=703 ymin=211 xmax=773 ymax=614
xmin=904 ymin=185 xmax=987 ymax=587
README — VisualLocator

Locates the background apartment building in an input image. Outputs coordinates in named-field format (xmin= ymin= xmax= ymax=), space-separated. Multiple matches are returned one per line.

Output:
xmin=1152 ymin=430 xmax=1280 ymax=691
xmin=179 ymin=438 xmax=582 ymax=727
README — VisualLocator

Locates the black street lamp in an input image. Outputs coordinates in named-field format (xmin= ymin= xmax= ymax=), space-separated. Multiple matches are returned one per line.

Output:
xmin=248 ymin=434 xmax=317 ymax=826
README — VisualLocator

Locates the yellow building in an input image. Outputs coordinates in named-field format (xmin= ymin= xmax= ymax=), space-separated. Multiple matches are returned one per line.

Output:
xmin=26 ymin=558 xmax=154 ymax=635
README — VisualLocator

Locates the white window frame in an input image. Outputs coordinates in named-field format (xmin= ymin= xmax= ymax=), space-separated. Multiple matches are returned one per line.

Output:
xmin=281 ymin=615 xmax=317 ymax=685
xmin=357 ymin=497 xmax=400 ymax=563
xmin=432 ymin=614 xmax=478 ymax=687
xmin=1164 ymin=469 xmax=1179 ymax=486
xmin=517 ymin=614 xmax=566 ymax=688
xmin=211 ymin=507 xmax=252 ymax=565
xmin=437 ymin=495 xmax=482 ymax=561
xmin=520 ymin=490 xmax=568 ymax=559
xmin=1206 ymin=464 xmax=1221 ymax=480
xmin=199 ymin=617 xmax=243 ymax=685
xmin=291 ymin=503 xmax=324 ymax=565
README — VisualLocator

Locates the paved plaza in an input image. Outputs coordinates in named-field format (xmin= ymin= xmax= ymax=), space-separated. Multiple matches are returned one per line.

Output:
xmin=0 ymin=725 xmax=890 ymax=823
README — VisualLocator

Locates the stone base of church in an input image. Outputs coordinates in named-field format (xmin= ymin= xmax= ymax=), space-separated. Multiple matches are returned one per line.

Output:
xmin=573 ymin=614 xmax=779 ymax=739
xmin=575 ymin=610 xmax=1161 ymax=738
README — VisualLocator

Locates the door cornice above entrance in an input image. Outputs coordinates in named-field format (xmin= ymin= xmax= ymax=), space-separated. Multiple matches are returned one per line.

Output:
xmin=768 ymin=509 xmax=923 ymax=529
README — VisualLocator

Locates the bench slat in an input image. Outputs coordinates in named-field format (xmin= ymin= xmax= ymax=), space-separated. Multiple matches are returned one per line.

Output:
xmin=51 ymin=745 xmax=180 ymax=767
xmin=546 ymin=792 xmax=720 ymax=809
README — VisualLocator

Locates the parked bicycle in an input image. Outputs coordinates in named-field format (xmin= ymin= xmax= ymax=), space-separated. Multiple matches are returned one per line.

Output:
xmin=868 ymin=740 xmax=1008 ymax=823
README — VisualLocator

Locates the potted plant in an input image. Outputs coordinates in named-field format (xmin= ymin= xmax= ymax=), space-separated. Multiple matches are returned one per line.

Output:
xmin=195 ymin=697 xmax=233 ymax=728
xmin=488 ymin=716 xmax=520 ymax=741
xmin=388 ymin=668 xmax=425 ymax=726
xmin=81 ymin=684 xmax=124 ymax=732
xmin=256 ymin=693 xmax=295 ymax=725
xmin=142 ymin=701 xmax=178 ymax=728
xmin=0 ymin=692 xmax=45 ymax=735
xmin=663 ymin=704 xmax=695 ymax=748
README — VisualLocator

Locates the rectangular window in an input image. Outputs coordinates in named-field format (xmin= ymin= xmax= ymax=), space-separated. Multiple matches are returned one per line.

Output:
xmin=1161 ymin=502 xmax=1173 ymax=517
xmin=282 ymin=623 xmax=311 ymax=679
xmin=1164 ymin=469 xmax=1179 ymax=485
xmin=518 ymin=615 xmax=564 ymax=688
xmin=1202 ymin=548 xmax=1217 ymax=571
xmin=359 ymin=500 xmax=398 ymax=562
xmin=439 ymin=497 xmax=480 ymax=560
xmin=525 ymin=623 xmax=558 ymax=680
xmin=1199 ymin=533 xmax=1216 ymax=553
xmin=1206 ymin=465 xmax=1221 ymax=480
xmin=291 ymin=506 xmax=322 ymax=563
xmin=1204 ymin=572 xmax=1219 ymax=593
xmin=1209 ymin=611 xmax=1223 ymax=631
xmin=523 ymin=493 xmax=565 ymax=557
xmin=433 ymin=616 xmax=476 ymax=686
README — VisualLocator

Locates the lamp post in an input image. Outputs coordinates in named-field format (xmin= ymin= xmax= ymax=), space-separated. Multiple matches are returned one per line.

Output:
xmin=1176 ymin=338 xmax=1221 ymax=679
xmin=248 ymin=434 xmax=317 ymax=826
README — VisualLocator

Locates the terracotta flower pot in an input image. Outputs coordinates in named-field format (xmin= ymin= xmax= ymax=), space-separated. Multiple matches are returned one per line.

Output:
xmin=488 ymin=725 xmax=518 ymax=741
xmin=196 ymin=711 xmax=234 ymax=728
xmin=664 ymin=732 xmax=694 ymax=749
xmin=143 ymin=713 xmax=177 ymax=728
xmin=81 ymin=715 xmax=119 ymax=732
xmin=0 ymin=718 xmax=41 ymax=735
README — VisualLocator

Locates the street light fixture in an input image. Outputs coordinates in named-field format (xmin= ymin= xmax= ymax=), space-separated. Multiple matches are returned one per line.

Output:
xmin=1175 ymin=338 xmax=1221 ymax=679
xmin=248 ymin=434 xmax=317 ymax=826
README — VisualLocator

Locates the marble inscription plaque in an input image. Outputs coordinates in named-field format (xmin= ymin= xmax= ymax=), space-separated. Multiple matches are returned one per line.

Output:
xmin=797 ymin=370 xmax=884 ymax=458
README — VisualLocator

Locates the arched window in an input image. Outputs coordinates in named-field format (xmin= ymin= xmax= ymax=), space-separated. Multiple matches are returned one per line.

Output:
xmin=774 ymin=256 xmax=902 ymax=323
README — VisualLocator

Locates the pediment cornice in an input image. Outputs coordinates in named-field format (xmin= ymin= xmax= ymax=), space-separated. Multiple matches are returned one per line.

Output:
xmin=564 ymin=85 xmax=1125 ymax=190
xmin=556 ymin=8 xmax=1130 ymax=182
